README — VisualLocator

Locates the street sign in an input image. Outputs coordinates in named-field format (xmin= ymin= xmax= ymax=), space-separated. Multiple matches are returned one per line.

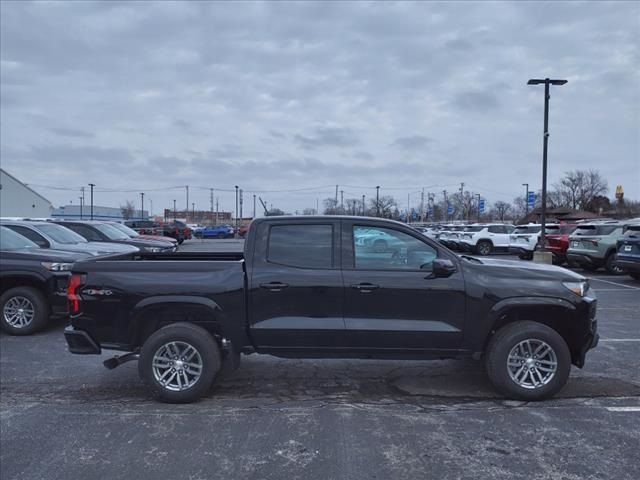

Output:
xmin=447 ymin=204 xmax=454 ymax=215
xmin=479 ymin=199 xmax=486 ymax=213
xmin=527 ymin=191 xmax=535 ymax=208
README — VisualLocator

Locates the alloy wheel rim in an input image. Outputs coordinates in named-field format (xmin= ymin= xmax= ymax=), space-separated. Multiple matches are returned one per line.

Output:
xmin=152 ymin=341 xmax=203 ymax=392
xmin=3 ymin=296 xmax=35 ymax=328
xmin=507 ymin=339 xmax=557 ymax=389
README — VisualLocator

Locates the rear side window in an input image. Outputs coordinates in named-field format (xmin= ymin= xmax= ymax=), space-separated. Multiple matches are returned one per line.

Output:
xmin=488 ymin=226 xmax=505 ymax=234
xmin=268 ymin=224 xmax=333 ymax=269
xmin=575 ymin=225 xmax=619 ymax=236
xmin=5 ymin=225 xmax=48 ymax=247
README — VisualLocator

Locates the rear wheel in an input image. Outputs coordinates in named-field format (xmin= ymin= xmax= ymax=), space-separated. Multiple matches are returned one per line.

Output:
xmin=216 ymin=233 xmax=225 ymax=239
xmin=476 ymin=240 xmax=492 ymax=256
xmin=630 ymin=272 xmax=640 ymax=281
xmin=605 ymin=252 xmax=624 ymax=275
xmin=0 ymin=286 xmax=48 ymax=335
xmin=139 ymin=323 xmax=221 ymax=403
xmin=485 ymin=321 xmax=571 ymax=401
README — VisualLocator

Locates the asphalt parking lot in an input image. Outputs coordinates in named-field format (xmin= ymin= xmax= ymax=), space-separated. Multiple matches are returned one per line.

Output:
xmin=1 ymin=239 xmax=639 ymax=480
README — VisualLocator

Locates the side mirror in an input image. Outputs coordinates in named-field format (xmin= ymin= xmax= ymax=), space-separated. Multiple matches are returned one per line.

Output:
xmin=432 ymin=258 xmax=456 ymax=278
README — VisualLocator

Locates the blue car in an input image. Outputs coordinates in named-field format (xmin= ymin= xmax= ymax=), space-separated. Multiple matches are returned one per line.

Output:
xmin=194 ymin=225 xmax=235 ymax=239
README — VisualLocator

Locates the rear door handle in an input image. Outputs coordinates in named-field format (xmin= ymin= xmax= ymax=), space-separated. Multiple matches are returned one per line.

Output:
xmin=351 ymin=283 xmax=379 ymax=292
xmin=260 ymin=282 xmax=289 ymax=292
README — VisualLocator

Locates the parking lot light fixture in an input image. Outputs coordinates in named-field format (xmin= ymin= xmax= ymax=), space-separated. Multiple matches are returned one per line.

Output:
xmin=522 ymin=183 xmax=529 ymax=217
xmin=527 ymin=77 xmax=567 ymax=252
xmin=88 ymin=183 xmax=95 ymax=220
xmin=376 ymin=186 xmax=380 ymax=217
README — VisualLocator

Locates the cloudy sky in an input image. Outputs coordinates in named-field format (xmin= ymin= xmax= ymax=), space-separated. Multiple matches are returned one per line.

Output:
xmin=1 ymin=0 xmax=638 ymax=215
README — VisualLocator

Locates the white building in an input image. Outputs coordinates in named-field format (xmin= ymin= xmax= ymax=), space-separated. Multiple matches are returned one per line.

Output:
xmin=0 ymin=169 xmax=53 ymax=218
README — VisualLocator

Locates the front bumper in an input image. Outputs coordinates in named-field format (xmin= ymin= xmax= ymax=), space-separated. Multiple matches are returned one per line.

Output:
xmin=64 ymin=326 xmax=101 ymax=354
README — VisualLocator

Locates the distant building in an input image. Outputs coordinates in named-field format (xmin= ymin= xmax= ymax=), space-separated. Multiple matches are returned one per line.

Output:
xmin=52 ymin=205 xmax=149 ymax=221
xmin=163 ymin=209 xmax=232 ymax=224
xmin=0 ymin=168 xmax=53 ymax=218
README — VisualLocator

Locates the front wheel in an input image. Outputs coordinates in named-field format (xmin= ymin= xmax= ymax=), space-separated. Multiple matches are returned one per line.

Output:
xmin=630 ymin=272 xmax=640 ymax=281
xmin=485 ymin=321 xmax=571 ymax=401
xmin=0 ymin=286 xmax=48 ymax=335
xmin=605 ymin=253 xmax=624 ymax=275
xmin=139 ymin=323 xmax=221 ymax=403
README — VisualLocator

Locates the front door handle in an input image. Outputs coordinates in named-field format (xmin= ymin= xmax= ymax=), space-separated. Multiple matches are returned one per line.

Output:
xmin=260 ymin=282 xmax=289 ymax=292
xmin=351 ymin=283 xmax=379 ymax=293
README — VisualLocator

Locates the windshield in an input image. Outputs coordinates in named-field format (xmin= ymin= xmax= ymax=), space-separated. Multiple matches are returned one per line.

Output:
xmin=110 ymin=223 xmax=140 ymax=237
xmin=464 ymin=226 xmax=485 ymax=232
xmin=93 ymin=223 xmax=132 ymax=240
xmin=0 ymin=226 xmax=39 ymax=250
xmin=36 ymin=223 xmax=87 ymax=244
xmin=623 ymin=225 xmax=640 ymax=237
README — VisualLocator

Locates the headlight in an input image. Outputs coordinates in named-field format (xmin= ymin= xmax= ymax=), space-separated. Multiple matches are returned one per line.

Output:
xmin=144 ymin=247 xmax=162 ymax=253
xmin=41 ymin=262 xmax=74 ymax=272
xmin=563 ymin=280 xmax=589 ymax=297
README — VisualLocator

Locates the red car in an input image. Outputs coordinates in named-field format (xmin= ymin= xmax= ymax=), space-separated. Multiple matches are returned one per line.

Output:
xmin=238 ymin=224 xmax=250 ymax=237
xmin=544 ymin=224 xmax=577 ymax=265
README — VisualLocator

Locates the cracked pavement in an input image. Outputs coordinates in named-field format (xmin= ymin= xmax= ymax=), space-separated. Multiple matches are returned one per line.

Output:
xmin=1 ymin=242 xmax=639 ymax=479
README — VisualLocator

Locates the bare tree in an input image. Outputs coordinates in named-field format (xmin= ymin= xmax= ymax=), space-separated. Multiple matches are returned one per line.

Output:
xmin=369 ymin=195 xmax=397 ymax=218
xmin=551 ymin=169 xmax=608 ymax=211
xmin=492 ymin=201 xmax=512 ymax=222
xmin=266 ymin=208 xmax=285 ymax=216
xmin=120 ymin=200 xmax=136 ymax=220
xmin=451 ymin=191 xmax=477 ymax=221
xmin=345 ymin=198 xmax=361 ymax=215
xmin=323 ymin=198 xmax=338 ymax=215
xmin=302 ymin=208 xmax=317 ymax=215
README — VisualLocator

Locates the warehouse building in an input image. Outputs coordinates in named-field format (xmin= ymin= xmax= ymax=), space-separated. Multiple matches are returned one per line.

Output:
xmin=0 ymin=168 xmax=53 ymax=218
xmin=52 ymin=205 xmax=148 ymax=221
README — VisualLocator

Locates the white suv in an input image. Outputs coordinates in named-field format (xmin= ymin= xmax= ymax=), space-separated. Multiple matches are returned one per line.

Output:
xmin=508 ymin=224 xmax=559 ymax=260
xmin=459 ymin=224 xmax=515 ymax=256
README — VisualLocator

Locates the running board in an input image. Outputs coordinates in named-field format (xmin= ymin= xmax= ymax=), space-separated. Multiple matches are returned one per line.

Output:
xmin=103 ymin=352 xmax=140 ymax=370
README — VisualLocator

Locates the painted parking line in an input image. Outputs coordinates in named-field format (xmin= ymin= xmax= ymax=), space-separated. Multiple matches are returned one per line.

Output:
xmin=589 ymin=278 xmax=640 ymax=290
xmin=605 ymin=406 xmax=640 ymax=412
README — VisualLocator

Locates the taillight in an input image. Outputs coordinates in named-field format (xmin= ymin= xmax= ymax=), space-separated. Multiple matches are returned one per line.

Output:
xmin=67 ymin=274 xmax=84 ymax=315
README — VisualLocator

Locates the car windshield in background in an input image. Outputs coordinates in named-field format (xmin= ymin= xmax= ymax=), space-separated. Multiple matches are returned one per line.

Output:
xmin=623 ymin=226 xmax=640 ymax=237
xmin=574 ymin=225 xmax=619 ymax=236
xmin=513 ymin=226 xmax=541 ymax=234
xmin=110 ymin=223 xmax=140 ymax=237
xmin=36 ymin=223 xmax=87 ymax=244
xmin=464 ymin=226 xmax=485 ymax=232
xmin=94 ymin=223 xmax=131 ymax=240
xmin=0 ymin=226 xmax=39 ymax=250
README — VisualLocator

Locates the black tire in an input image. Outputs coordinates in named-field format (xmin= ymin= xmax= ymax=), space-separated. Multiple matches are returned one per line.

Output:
xmin=630 ymin=272 xmax=640 ymax=281
xmin=605 ymin=252 xmax=624 ymax=275
xmin=485 ymin=321 xmax=571 ymax=401
xmin=518 ymin=252 xmax=533 ymax=261
xmin=177 ymin=238 xmax=184 ymax=245
xmin=476 ymin=240 xmax=492 ymax=256
xmin=138 ymin=323 xmax=221 ymax=403
xmin=0 ymin=286 xmax=49 ymax=335
xmin=216 ymin=233 xmax=225 ymax=239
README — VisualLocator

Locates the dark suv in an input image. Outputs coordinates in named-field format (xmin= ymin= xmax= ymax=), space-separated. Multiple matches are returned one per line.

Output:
xmin=615 ymin=223 xmax=640 ymax=281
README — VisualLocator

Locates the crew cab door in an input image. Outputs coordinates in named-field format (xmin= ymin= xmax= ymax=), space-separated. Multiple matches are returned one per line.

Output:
xmin=341 ymin=220 xmax=466 ymax=351
xmin=488 ymin=225 xmax=512 ymax=248
xmin=247 ymin=220 xmax=345 ymax=351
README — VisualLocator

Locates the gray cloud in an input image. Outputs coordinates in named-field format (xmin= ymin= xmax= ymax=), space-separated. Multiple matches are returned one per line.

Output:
xmin=0 ymin=0 xmax=638 ymax=214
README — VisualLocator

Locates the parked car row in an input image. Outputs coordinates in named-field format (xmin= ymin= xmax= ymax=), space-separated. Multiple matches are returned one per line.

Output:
xmin=124 ymin=220 xmax=192 ymax=244
xmin=192 ymin=223 xmax=250 ymax=239
xmin=0 ymin=218 xmax=179 ymax=335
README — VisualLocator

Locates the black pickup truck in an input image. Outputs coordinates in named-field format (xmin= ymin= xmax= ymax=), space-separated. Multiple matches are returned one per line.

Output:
xmin=65 ymin=216 xmax=599 ymax=403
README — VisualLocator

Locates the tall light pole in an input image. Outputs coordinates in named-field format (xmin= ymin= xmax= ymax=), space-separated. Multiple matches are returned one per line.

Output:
xmin=185 ymin=185 xmax=189 ymax=211
xmin=362 ymin=194 xmax=365 ymax=216
xmin=78 ymin=196 xmax=83 ymax=219
xmin=235 ymin=185 xmax=239 ymax=237
xmin=88 ymin=183 xmax=95 ymax=220
xmin=173 ymin=199 xmax=177 ymax=221
xmin=253 ymin=194 xmax=256 ymax=219
xmin=476 ymin=193 xmax=481 ymax=223
xmin=192 ymin=202 xmax=195 ymax=223
xmin=140 ymin=192 xmax=144 ymax=220
xmin=376 ymin=186 xmax=380 ymax=217
xmin=528 ymin=78 xmax=567 ymax=253
xmin=522 ymin=183 xmax=529 ymax=217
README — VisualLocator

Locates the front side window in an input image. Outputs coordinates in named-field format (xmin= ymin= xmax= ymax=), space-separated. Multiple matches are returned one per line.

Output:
xmin=5 ymin=225 xmax=48 ymax=247
xmin=64 ymin=224 xmax=102 ymax=242
xmin=353 ymin=226 xmax=436 ymax=270
xmin=268 ymin=224 xmax=333 ymax=269
xmin=0 ymin=226 xmax=39 ymax=250
xmin=36 ymin=224 xmax=87 ymax=244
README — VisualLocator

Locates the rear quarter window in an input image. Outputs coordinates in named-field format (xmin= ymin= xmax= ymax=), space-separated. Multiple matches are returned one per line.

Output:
xmin=267 ymin=224 xmax=333 ymax=269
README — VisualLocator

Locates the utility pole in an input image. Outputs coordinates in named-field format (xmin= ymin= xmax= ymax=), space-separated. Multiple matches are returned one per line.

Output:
xmin=316 ymin=198 xmax=319 ymax=215
xmin=173 ymin=199 xmax=176 ymax=221
xmin=407 ymin=192 xmax=410 ymax=224
xmin=185 ymin=185 xmax=189 ymax=211
xmin=522 ymin=183 xmax=529 ymax=217
xmin=362 ymin=195 xmax=365 ymax=216
xmin=239 ymin=189 xmax=243 ymax=224
xmin=459 ymin=182 xmax=465 ymax=221
xmin=476 ymin=193 xmax=481 ymax=222
xmin=443 ymin=190 xmax=448 ymax=222
xmin=192 ymin=202 xmax=195 ymax=223
xmin=253 ymin=194 xmax=256 ymax=219
xmin=88 ymin=183 xmax=95 ymax=220
xmin=149 ymin=199 xmax=153 ymax=218
xmin=340 ymin=190 xmax=344 ymax=214
xmin=210 ymin=188 xmax=214 ymax=222
xmin=78 ymin=196 xmax=83 ymax=219
xmin=140 ymin=192 xmax=145 ymax=220
xmin=528 ymin=77 xmax=567 ymax=256
xmin=376 ymin=186 xmax=380 ymax=217
xmin=335 ymin=185 xmax=338 ymax=211
xmin=420 ymin=189 xmax=425 ymax=223
xmin=215 ymin=198 xmax=219 ymax=225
